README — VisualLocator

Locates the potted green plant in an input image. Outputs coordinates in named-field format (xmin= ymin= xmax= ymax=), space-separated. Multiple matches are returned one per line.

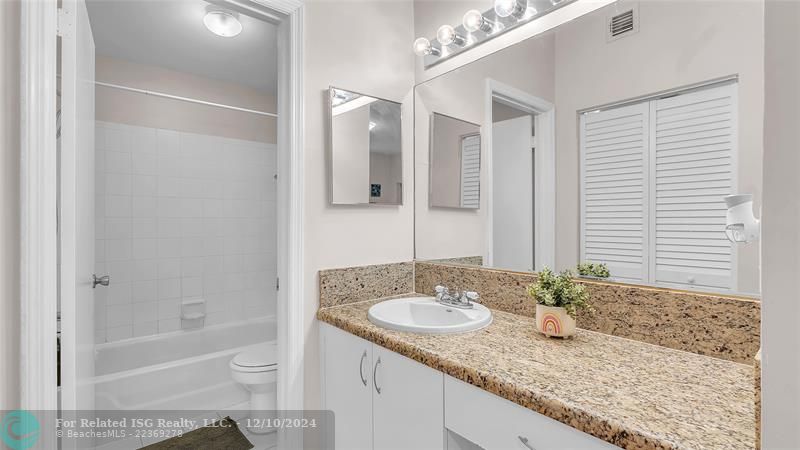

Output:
xmin=527 ymin=267 xmax=591 ymax=338
xmin=576 ymin=262 xmax=610 ymax=280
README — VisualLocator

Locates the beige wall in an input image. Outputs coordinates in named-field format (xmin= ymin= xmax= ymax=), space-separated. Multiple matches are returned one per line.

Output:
xmin=761 ymin=0 xmax=800 ymax=447
xmin=0 ymin=0 xmax=20 ymax=410
xmin=331 ymin=106 xmax=370 ymax=204
xmin=96 ymin=56 xmax=277 ymax=143
xmin=430 ymin=115 xmax=478 ymax=207
xmin=303 ymin=0 xmax=416 ymax=411
xmin=553 ymin=0 xmax=764 ymax=294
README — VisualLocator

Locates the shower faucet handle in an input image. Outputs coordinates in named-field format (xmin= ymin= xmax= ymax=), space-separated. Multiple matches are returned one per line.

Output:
xmin=93 ymin=274 xmax=110 ymax=288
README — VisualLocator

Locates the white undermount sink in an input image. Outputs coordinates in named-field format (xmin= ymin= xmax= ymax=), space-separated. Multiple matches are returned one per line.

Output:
xmin=367 ymin=296 xmax=493 ymax=334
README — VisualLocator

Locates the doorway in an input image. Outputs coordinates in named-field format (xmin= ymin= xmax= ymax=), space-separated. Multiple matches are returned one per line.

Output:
xmin=484 ymin=79 xmax=555 ymax=272
xmin=19 ymin=0 xmax=304 ymax=448
xmin=492 ymin=110 xmax=536 ymax=272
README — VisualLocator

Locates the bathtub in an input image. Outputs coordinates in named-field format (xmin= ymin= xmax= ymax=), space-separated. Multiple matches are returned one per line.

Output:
xmin=94 ymin=317 xmax=276 ymax=411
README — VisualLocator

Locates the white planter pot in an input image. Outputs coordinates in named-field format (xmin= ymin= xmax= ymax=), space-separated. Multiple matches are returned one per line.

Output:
xmin=535 ymin=304 xmax=577 ymax=338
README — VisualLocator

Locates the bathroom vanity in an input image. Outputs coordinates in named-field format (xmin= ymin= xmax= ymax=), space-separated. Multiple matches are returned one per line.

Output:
xmin=318 ymin=1 xmax=764 ymax=448
xmin=318 ymin=297 xmax=755 ymax=450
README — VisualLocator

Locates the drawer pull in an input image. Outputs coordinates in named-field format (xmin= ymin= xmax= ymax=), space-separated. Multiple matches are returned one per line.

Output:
xmin=359 ymin=350 xmax=368 ymax=386
xmin=373 ymin=357 xmax=382 ymax=394
xmin=518 ymin=436 xmax=536 ymax=450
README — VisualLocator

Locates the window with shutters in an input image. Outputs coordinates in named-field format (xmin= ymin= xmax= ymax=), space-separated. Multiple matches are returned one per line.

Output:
xmin=580 ymin=82 xmax=737 ymax=291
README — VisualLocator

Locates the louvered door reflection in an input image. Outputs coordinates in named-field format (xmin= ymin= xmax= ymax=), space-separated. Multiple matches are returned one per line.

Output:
xmin=460 ymin=133 xmax=481 ymax=208
xmin=650 ymin=84 xmax=736 ymax=290
xmin=580 ymin=102 xmax=650 ymax=283
xmin=580 ymin=82 xmax=737 ymax=290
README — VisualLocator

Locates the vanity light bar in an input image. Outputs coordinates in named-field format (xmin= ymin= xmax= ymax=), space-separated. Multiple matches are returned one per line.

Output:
xmin=413 ymin=0 xmax=578 ymax=68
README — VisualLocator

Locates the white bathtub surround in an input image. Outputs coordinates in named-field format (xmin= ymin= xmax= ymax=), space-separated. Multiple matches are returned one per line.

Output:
xmin=94 ymin=317 xmax=275 ymax=411
xmin=93 ymin=318 xmax=277 ymax=449
xmin=94 ymin=121 xmax=277 ymax=343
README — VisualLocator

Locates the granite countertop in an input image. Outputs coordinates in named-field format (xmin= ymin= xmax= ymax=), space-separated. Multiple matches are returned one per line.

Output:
xmin=317 ymin=296 xmax=755 ymax=450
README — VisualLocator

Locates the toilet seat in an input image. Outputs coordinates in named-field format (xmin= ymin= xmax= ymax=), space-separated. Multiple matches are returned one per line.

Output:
xmin=230 ymin=343 xmax=278 ymax=373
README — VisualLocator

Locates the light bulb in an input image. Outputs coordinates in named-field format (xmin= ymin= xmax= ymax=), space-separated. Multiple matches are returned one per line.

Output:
xmin=463 ymin=10 xmax=494 ymax=33
xmin=436 ymin=24 xmax=466 ymax=46
xmin=203 ymin=10 xmax=242 ymax=37
xmin=413 ymin=37 xmax=440 ymax=56
xmin=494 ymin=0 xmax=527 ymax=19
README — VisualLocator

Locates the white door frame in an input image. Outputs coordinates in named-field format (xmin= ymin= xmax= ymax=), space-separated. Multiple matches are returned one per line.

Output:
xmin=19 ymin=0 xmax=59 ymax=414
xmin=484 ymin=78 xmax=555 ymax=271
xmin=20 ymin=0 xmax=305 ymax=445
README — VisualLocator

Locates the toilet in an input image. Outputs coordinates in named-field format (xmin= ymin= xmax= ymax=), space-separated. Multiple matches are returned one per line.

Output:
xmin=230 ymin=342 xmax=278 ymax=433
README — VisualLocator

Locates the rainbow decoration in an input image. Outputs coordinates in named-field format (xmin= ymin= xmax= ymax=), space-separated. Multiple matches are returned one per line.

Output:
xmin=539 ymin=313 xmax=563 ymax=335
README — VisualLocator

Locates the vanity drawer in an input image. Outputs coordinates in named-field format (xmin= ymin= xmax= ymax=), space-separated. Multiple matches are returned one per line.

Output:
xmin=444 ymin=376 xmax=618 ymax=450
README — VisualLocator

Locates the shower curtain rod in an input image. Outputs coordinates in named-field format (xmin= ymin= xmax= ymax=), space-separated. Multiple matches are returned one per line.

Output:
xmin=95 ymin=81 xmax=278 ymax=118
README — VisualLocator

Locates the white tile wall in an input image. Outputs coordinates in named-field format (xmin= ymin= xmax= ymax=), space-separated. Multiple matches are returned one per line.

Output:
xmin=95 ymin=122 xmax=277 ymax=343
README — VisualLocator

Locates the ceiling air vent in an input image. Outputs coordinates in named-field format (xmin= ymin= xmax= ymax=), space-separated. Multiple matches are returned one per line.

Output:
xmin=607 ymin=5 xmax=638 ymax=42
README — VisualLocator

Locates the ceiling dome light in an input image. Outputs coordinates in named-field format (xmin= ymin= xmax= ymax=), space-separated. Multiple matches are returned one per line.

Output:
xmin=463 ymin=9 xmax=495 ymax=33
xmin=437 ymin=24 xmax=466 ymax=46
xmin=413 ymin=37 xmax=441 ymax=56
xmin=203 ymin=10 xmax=242 ymax=37
xmin=494 ymin=0 xmax=528 ymax=19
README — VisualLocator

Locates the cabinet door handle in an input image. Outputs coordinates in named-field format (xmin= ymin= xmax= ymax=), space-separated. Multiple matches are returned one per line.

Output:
xmin=373 ymin=357 xmax=382 ymax=394
xmin=359 ymin=350 xmax=367 ymax=386
xmin=518 ymin=436 xmax=537 ymax=450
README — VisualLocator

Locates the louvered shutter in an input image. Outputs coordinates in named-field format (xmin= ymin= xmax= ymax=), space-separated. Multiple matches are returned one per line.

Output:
xmin=651 ymin=84 xmax=736 ymax=290
xmin=580 ymin=102 xmax=649 ymax=282
xmin=460 ymin=134 xmax=481 ymax=208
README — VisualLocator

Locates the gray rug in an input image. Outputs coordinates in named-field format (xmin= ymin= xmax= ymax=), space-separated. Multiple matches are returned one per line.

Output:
xmin=139 ymin=417 xmax=253 ymax=450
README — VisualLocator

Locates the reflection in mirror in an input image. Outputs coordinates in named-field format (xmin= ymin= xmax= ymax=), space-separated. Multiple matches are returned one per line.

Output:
xmin=429 ymin=113 xmax=481 ymax=209
xmin=414 ymin=1 xmax=763 ymax=297
xmin=329 ymin=87 xmax=402 ymax=205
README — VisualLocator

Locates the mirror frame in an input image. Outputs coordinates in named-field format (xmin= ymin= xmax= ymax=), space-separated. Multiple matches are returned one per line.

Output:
xmin=327 ymin=86 xmax=404 ymax=206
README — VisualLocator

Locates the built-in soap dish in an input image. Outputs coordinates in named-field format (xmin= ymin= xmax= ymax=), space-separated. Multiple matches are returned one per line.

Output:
xmin=181 ymin=298 xmax=206 ymax=329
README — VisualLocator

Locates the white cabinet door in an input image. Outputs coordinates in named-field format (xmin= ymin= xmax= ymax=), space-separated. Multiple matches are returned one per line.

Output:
xmin=321 ymin=323 xmax=373 ymax=450
xmin=372 ymin=345 xmax=444 ymax=450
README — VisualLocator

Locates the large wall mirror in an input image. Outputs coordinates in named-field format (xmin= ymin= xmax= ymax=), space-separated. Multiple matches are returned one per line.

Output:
xmin=329 ymin=87 xmax=403 ymax=205
xmin=414 ymin=0 xmax=763 ymax=297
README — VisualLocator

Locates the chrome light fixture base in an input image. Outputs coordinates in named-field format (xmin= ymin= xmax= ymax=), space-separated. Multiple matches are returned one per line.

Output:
xmin=418 ymin=0 xmax=577 ymax=69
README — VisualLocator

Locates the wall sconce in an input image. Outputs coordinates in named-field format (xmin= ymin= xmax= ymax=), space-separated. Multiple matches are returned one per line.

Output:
xmin=724 ymin=194 xmax=761 ymax=243
xmin=413 ymin=0 xmax=577 ymax=68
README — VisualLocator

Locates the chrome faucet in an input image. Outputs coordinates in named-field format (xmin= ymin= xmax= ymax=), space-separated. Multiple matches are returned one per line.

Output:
xmin=434 ymin=285 xmax=479 ymax=309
